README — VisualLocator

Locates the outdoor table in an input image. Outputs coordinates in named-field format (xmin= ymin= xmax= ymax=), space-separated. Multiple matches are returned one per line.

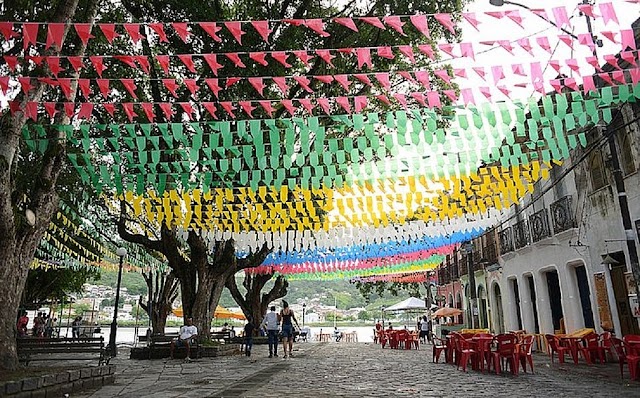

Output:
xmin=557 ymin=335 xmax=582 ymax=364
xmin=472 ymin=335 xmax=495 ymax=372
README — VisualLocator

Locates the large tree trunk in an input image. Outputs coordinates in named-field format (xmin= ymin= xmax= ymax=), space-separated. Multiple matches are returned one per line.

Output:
xmin=139 ymin=270 xmax=179 ymax=334
xmin=0 ymin=0 xmax=99 ymax=372
xmin=226 ymin=272 xmax=288 ymax=334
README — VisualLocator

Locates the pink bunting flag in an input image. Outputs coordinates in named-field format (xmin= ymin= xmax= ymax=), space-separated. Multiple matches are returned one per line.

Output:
xmin=97 ymin=79 xmax=110 ymax=98
xmin=204 ymin=79 xmax=221 ymax=98
xmin=272 ymin=76 xmax=288 ymax=94
xmin=552 ymin=6 xmax=570 ymax=29
xmin=453 ymin=68 xmax=466 ymax=78
xmin=398 ymin=45 xmax=415 ymax=63
xmin=293 ymin=76 xmax=313 ymax=93
xmin=511 ymin=64 xmax=525 ymax=76
xmin=383 ymin=16 xmax=405 ymax=35
xmin=434 ymin=13 xmax=455 ymax=34
xmin=23 ymin=23 xmax=39 ymax=49
xmin=621 ymin=29 xmax=636 ymax=50
xmin=354 ymin=74 xmax=372 ymax=86
xmin=46 ymin=57 xmax=63 ymax=77
xmin=485 ymin=11 xmax=504 ymax=20
xmin=414 ymin=70 xmax=430 ymax=89
xmin=409 ymin=15 xmax=430 ymax=38
xmin=497 ymin=85 xmax=511 ymax=97
xmin=427 ymin=91 xmax=441 ymax=108
xmin=248 ymin=77 xmax=266 ymax=97
xmin=604 ymin=54 xmax=621 ymax=70
xmin=122 ymin=103 xmax=137 ymax=122
xmin=317 ymin=98 xmax=331 ymax=114
xmin=374 ymin=73 xmax=391 ymax=90
xmin=316 ymin=49 xmax=336 ymax=67
xmin=417 ymin=44 xmax=435 ymax=59
xmin=336 ymin=96 xmax=351 ymax=114
xmin=517 ymin=38 xmax=533 ymax=55
xmin=203 ymin=54 xmax=223 ymax=76
xmin=149 ymin=23 xmax=169 ymax=43
xmin=239 ymin=101 xmax=255 ymax=117
xmin=577 ymin=4 xmax=596 ymax=18
xmin=564 ymin=78 xmax=578 ymax=91
xmin=586 ymin=56 xmax=602 ymax=72
xmin=462 ymin=12 xmax=480 ymax=31
xmin=629 ymin=69 xmax=640 ymax=85
xmin=438 ymin=43 xmax=455 ymax=57
xmin=443 ymin=89 xmax=458 ymax=102
xmin=124 ymin=24 xmax=145 ymax=44
xmin=497 ymin=40 xmax=514 ymax=54
xmin=314 ymin=75 xmax=334 ymax=84
xmin=549 ymin=60 xmax=561 ymax=73
xmin=43 ymin=102 xmax=57 ymax=118
xmin=159 ymin=103 xmax=174 ymax=120
xmin=90 ymin=56 xmax=106 ymax=77
xmin=505 ymin=10 xmax=524 ymax=28
xmin=78 ymin=79 xmax=91 ymax=99
xmin=135 ymin=56 xmax=150 ymax=74
xmin=459 ymin=42 xmax=474 ymax=60
xmin=376 ymin=94 xmax=391 ymax=105
xmin=530 ymin=9 xmax=549 ymax=23
xmin=121 ymin=79 xmax=138 ymax=99
xmin=305 ymin=19 xmax=330 ymax=37
xmin=199 ymin=22 xmax=222 ymax=42
xmin=558 ymin=35 xmax=574 ymax=49
xmin=141 ymin=102 xmax=154 ymax=122
xmin=334 ymin=75 xmax=351 ymax=91
xmin=434 ymin=69 xmax=451 ymax=84
xmin=249 ymin=52 xmax=269 ymax=66
xmin=393 ymin=93 xmax=408 ymax=109
xmin=354 ymin=96 xmax=367 ymax=113
xmin=271 ymin=51 xmax=291 ymax=68
xmin=472 ymin=67 xmax=486 ymax=80
xmin=281 ymin=99 xmax=297 ymax=116
xmin=530 ymin=62 xmax=543 ymax=84
xmin=377 ymin=46 xmax=394 ymax=59
xmin=103 ymin=103 xmax=115 ymax=117
xmin=536 ymin=36 xmax=552 ymax=53
xmin=156 ymin=55 xmax=170 ymax=74
xmin=298 ymin=98 xmax=314 ymax=114
xmin=74 ymin=23 xmax=94 ymax=46
xmin=172 ymin=22 xmax=191 ymax=43
xmin=410 ymin=92 xmax=426 ymax=107
xmin=491 ymin=66 xmax=505 ymax=84
xmin=225 ymin=53 xmax=246 ymax=68
xmin=202 ymin=102 xmax=218 ymax=119
xmin=621 ymin=51 xmax=637 ymax=66
xmin=283 ymin=19 xmax=305 ymax=26
xmin=220 ymin=102 xmax=236 ymax=118
xmin=479 ymin=87 xmax=492 ymax=100
xmin=225 ymin=77 xmax=241 ymax=88
xmin=293 ymin=50 xmax=314 ymax=66
xmin=333 ymin=17 xmax=358 ymax=32
xmin=250 ymin=21 xmax=272 ymax=43
xmin=356 ymin=48 xmax=372 ymax=69
xmin=258 ymin=100 xmax=274 ymax=117
xmin=612 ymin=71 xmax=625 ymax=84
xmin=566 ymin=58 xmax=580 ymax=72
xmin=99 ymin=24 xmax=118 ymax=43
xmin=359 ymin=17 xmax=385 ymax=30
xmin=184 ymin=79 xmax=199 ymax=97
xmin=550 ymin=79 xmax=562 ymax=94
xmin=178 ymin=54 xmax=196 ymax=73
xmin=224 ymin=21 xmax=245 ymax=45
xmin=598 ymin=72 xmax=614 ymax=86
xmin=599 ymin=2 xmax=619 ymax=25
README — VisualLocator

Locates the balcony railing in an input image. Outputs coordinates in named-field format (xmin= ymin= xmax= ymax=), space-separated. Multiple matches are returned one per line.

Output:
xmin=483 ymin=241 xmax=498 ymax=264
xmin=499 ymin=227 xmax=514 ymax=254
xmin=514 ymin=219 xmax=530 ymax=249
xmin=550 ymin=195 xmax=576 ymax=233
xmin=530 ymin=209 xmax=551 ymax=242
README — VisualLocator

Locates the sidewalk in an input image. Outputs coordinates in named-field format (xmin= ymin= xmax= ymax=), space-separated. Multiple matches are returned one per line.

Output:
xmin=75 ymin=342 xmax=639 ymax=397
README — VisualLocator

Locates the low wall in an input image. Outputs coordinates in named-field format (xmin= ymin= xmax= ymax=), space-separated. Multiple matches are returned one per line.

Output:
xmin=1 ymin=365 xmax=116 ymax=397
xmin=130 ymin=343 xmax=241 ymax=360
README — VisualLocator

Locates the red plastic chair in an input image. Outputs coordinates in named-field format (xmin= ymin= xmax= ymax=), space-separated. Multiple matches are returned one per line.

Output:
xmin=492 ymin=334 xmax=519 ymax=375
xmin=579 ymin=332 xmax=605 ymax=364
xmin=517 ymin=335 xmax=535 ymax=373
xmin=378 ymin=330 xmax=387 ymax=348
xmin=622 ymin=335 xmax=640 ymax=380
xmin=610 ymin=337 xmax=629 ymax=379
xmin=456 ymin=335 xmax=477 ymax=372
xmin=600 ymin=331 xmax=612 ymax=361
xmin=432 ymin=336 xmax=448 ymax=363
xmin=474 ymin=336 xmax=494 ymax=373
xmin=545 ymin=334 xmax=571 ymax=364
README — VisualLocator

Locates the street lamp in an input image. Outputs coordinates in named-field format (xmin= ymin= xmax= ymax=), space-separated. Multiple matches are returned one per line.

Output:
xmin=381 ymin=306 xmax=385 ymax=329
xmin=302 ymin=303 xmax=306 ymax=328
xmin=462 ymin=242 xmax=477 ymax=329
xmin=109 ymin=247 xmax=127 ymax=357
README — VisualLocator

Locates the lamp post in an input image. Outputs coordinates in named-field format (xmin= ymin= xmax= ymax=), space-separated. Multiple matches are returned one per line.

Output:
xmin=302 ymin=303 xmax=306 ymax=328
xmin=109 ymin=247 xmax=127 ymax=357
xmin=462 ymin=242 xmax=477 ymax=329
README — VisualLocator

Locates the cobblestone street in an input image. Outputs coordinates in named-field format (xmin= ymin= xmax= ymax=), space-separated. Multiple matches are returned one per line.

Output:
xmin=75 ymin=341 xmax=640 ymax=398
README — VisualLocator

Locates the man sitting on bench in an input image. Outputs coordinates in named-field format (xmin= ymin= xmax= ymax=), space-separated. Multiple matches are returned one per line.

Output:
xmin=170 ymin=317 xmax=198 ymax=362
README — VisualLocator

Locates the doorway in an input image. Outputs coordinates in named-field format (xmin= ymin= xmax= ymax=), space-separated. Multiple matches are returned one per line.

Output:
xmin=526 ymin=275 xmax=540 ymax=333
xmin=478 ymin=285 xmax=488 ymax=329
xmin=610 ymin=260 xmax=640 ymax=335
xmin=512 ymin=278 xmax=523 ymax=330
xmin=545 ymin=270 xmax=564 ymax=333
xmin=493 ymin=283 xmax=504 ymax=334
xmin=574 ymin=265 xmax=595 ymax=329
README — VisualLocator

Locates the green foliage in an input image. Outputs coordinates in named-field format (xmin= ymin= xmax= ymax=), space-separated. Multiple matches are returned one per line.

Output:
xmin=91 ymin=270 xmax=148 ymax=296
xmin=22 ymin=267 xmax=100 ymax=308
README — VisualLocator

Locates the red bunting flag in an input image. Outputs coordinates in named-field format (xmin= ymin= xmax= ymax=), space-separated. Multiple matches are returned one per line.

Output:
xmin=271 ymin=51 xmax=291 ymax=68
xmin=90 ymin=56 xmax=107 ymax=77
xmin=18 ymin=77 xmax=32 ymax=95
xmin=114 ymin=55 xmax=138 ymax=68
xmin=0 ymin=22 xmax=15 ymax=40
xmin=180 ymin=103 xmax=194 ymax=120
xmin=78 ymin=79 xmax=91 ymax=99
xmin=0 ymin=76 xmax=8 ymax=95
xmin=249 ymin=52 xmax=268 ymax=66
xmin=135 ymin=56 xmax=150 ymax=73
xmin=293 ymin=76 xmax=313 ymax=93
xmin=281 ymin=99 xmax=296 ymax=116
xmin=27 ymin=55 xmax=43 ymax=65
xmin=58 ymin=78 xmax=73 ymax=100
xmin=67 ymin=56 xmax=84 ymax=72
xmin=124 ymin=24 xmax=145 ymax=44
xmin=74 ymin=23 xmax=94 ymax=46
xmin=103 ymin=103 xmax=116 ymax=117
xmin=162 ymin=79 xmax=179 ymax=97
xmin=333 ymin=18 xmax=358 ymax=32
xmin=44 ymin=102 xmax=57 ymax=118
xmin=172 ymin=22 xmax=191 ymax=42
xmin=224 ymin=21 xmax=245 ymax=44
xmin=225 ymin=53 xmax=246 ymax=68
xmin=204 ymin=78 xmax=222 ymax=98
xmin=23 ymin=23 xmax=39 ymax=49
xmin=251 ymin=20 xmax=272 ymax=42
xmin=354 ymin=74 xmax=371 ymax=86
xmin=220 ymin=101 xmax=236 ymax=118
xmin=239 ymin=101 xmax=255 ymax=117
xmin=202 ymin=54 xmax=223 ymax=76
xmin=24 ymin=102 xmax=38 ymax=121
xmin=315 ymin=49 xmax=335 ymax=67
xmin=258 ymin=100 xmax=274 ymax=117
xmin=63 ymin=102 xmax=75 ymax=118
xmin=141 ymin=102 xmax=155 ymax=122
xmin=272 ymin=76 xmax=288 ymax=94
xmin=178 ymin=54 xmax=196 ymax=73
xmin=305 ymin=19 xmax=330 ymax=37
xmin=46 ymin=57 xmax=63 ymax=77
xmin=298 ymin=98 xmax=314 ymax=114
xmin=99 ymin=24 xmax=118 ymax=43
xmin=202 ymin=102 xmax=218 ymax=119
xmin=77 ymin=103 xmax=93 ymax=120
xmin=199 ymin=22 xmax=222 ymax=42
xmin=159 ymin=103 xmax=174 ymax=120
xmin=293 ymin=50 xmax=313 ymax=66
xmin=383 ymin=16 xmax=405 ymax=35
xmin=97 ymin=79 xmax=110 ymax=98
xmin=121 ymin=79 xmax=138 ymax=99
xmin=359 ymin=17 xmax=385 ymax=30
xmin=122 ymin=102 xmax=137 ymax=121
xmin=45 ymin=23 xmax=65 ymax=50
xmin=184 ymin=79 xmax=199 ymax=97
xmin=4 ymin=56 xmax=18 ymax=71
xmin=149 ymin=23 xmax=169 ymax=43
xmin=225 ymin=77 xmax=241 ymax=88
xmin=248 ymin=77 xmax=266 ymax=97
xmin=156 ymin=55 xmax=170 ymax=74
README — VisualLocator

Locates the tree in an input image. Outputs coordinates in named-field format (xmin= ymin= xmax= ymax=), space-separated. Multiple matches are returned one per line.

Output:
xmin=138 ymin=268 xmax=179 ymax=334
xmin=352 ymin=281 xmax=425 ymax=304
xmin=225 ymin=273 xmax=289 ymax=331
xmin=21 ymin=267 xmax=99 ymax=309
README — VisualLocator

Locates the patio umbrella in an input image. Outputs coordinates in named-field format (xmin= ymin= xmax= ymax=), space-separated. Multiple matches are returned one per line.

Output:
xmin=432 ymin=307 xmax=463 ymax=318
xmin=172 ymin=306 xmax=246 ymax=320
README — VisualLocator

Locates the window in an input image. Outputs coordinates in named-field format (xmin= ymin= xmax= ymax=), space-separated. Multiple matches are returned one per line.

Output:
xmin=619 ymin=132 xmax=636 ymax=175
xmin=589 ymin=150 xmax=607 ymax=191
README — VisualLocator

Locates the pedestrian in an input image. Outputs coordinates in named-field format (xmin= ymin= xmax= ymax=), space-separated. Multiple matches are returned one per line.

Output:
xmin=72 ymin=316 xmax=82 ymax=339
xmin=261 ymin=306 xmax=280 ymax=358
xmin=279 ymin=300 xmax=300 ymax=359
xmin=243 ymin=317 xmax=255 ymax=357
xmin=420 ymin=315 xmax=430 ymax=344
xmin=17 ymin=310 xmax=28 ymax=337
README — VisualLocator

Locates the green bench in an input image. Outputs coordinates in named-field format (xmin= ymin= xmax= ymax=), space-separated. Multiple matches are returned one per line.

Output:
xmin=17 ymin=337 xmax=110 ymax=366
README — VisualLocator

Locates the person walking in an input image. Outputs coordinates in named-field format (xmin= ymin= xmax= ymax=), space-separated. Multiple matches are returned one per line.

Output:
xmin=261 ymin=306 xmax=280 ymax=358
xmin=279 ymin=300 xmax=300 ymax=359
xmin=420 ymin=315 xmax=430 ymax=344
xmin=243 ymin=317 xmax=255 ymax=357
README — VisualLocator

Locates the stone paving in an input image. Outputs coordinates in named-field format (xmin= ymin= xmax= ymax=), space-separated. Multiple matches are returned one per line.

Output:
xmin=74 ymin=342 xmax=640 ymax=398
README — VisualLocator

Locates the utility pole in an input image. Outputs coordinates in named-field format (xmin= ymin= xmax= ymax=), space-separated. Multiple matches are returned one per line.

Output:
xmin=463 ymin=242 xmax=477 ymax=329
